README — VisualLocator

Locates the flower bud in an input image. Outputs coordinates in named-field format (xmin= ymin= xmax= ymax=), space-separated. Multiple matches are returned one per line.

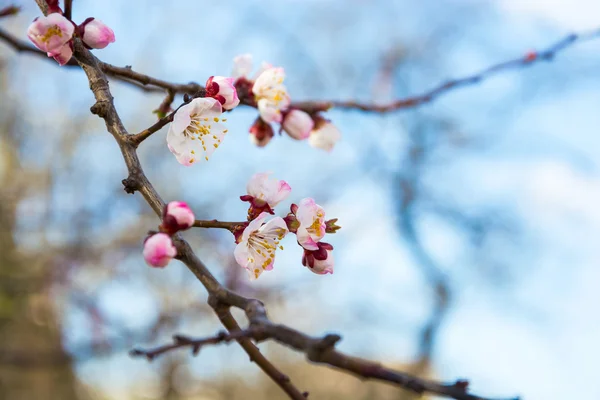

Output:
xmin=249 ymin=117 xmax=274 ymax=147
xmin=80 ymin=18 xmax=115 ymax=49
xmin=143 ymin=233 xmax=177 ymax=268
xmin=282 ymin=109 xmax=314 ymax=140
xmin=205 ymin=76 xmax=240 ymax=110
xmin=309 ymin=116 xmax=341 ymax=152
xmin=161 ymin=201 xmax=195 ymax=234
xmin=302 ymin=243 xmax=334 ymax=275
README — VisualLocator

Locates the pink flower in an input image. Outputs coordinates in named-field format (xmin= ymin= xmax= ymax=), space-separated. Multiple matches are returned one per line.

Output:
xmin=309 ymin=120 xmax=341 ymax=152
xmin=282 ymin=109 xmax=314 ymax=140
xmin=234 ymin=212 xmax=288 ymax=280
xmin=295 ymin=198 xmax=326 ymax=250
xmin=49 ymin=42 xmax=72 ymax=66
xmin=80 ymin=18 xmax=115 ymax=49
xmin=240 ymin=173 xmax=291 ymax=219
xmin=252 ymin=67 xmax=290 ymax=123
xmin=206 ymin=76 xmax=240 ymax=110
xmin=249 ymin=117 xmax=274 ymax=147
xmin=27 ymin=13 xmax=74 ymax=55
xmin=143 ymin=233 xmax=177 ymax=268
xmin=166 ymin=98 xmax=227 ymax=165
xmin=302 ymin=243 xmax=334 ymax=275
xmin=161 ymin=201 xmax=195 ymax=234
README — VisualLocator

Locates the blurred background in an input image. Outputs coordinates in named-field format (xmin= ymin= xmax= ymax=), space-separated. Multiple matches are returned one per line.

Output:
xmin=1 ymin=0 xmax=600 ymax=399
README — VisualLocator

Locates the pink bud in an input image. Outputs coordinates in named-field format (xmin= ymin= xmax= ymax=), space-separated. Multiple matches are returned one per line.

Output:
xmin=249 ymin=117 xmax=274 ymax=147
xmin=206 ymin=76 xmax=240 ymax=110
xmin=302 ymin=243 xmax=334 ymax=275
xmin=282 ymin=109 xmax=314 ymax=140
xmin=161 ymin=201 xmax=195 ymax=234
xmin=27 ymin=13 xmax=74 ymax=55
xmin=49 ymin=42 xmax=72 ymax=66
xmin=81 ymin=18 xmax=115 ymax=49
xmin=143 ymin=233 xmax=177 ymax=268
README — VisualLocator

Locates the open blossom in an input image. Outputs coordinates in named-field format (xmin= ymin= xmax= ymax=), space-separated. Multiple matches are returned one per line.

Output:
xmin=302 ymin=243 xmax=334 ymax=275
xmin=80 ymin=18 xmax=115 ymax=49
xmin=246 ymin=172 xmax=291 ymax=208
xmin=161 ymin=201 xmax=195 ymax=234
xmin=27 ymin=13 xmax=74 ymax=55
xmin=234 ymin=212 xmax=288 ymax=280
xmin=295 ymin=198 xmax=326 ymax=250
xmin=50 ymin=42 xmax=72 ymax=66
xmin=252 ymin=67 xmax=290 ymax=123
xmin=143 ymin=233 xmax=177 ymax=268
xmin=309 ymin=120 xmax=341 ymax=152
xmin=205 ymin=76 xmax=240 ymax=110
xmin=282 ymin=110 xmax=314 ymax=140
xmin=241 ymin=172 xmax=291 ymax=219
xmin=249 ymin=117 xmax=274 ymax=147
xmin=167 ymin=97 xmax=227 ymax=165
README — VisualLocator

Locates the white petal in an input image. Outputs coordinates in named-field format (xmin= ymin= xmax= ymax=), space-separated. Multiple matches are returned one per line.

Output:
xmin=189 ymin=97 xmax=223 ymax=118
xmin=309 ymin=123 xmax=341 ymax=152
xmin=234 ymin=242 xmax=251 ymax=269
xmin=246 ymin=172 xmax=271 ymax=198
xmin=258 ymin=217 xmax=289 ymax=239
xmin=171 ymin=102 xmax=194 ymax=135
xmin=242 ymin=212 xmax=269 ymax=242
xmin=232 ymin=53 xmax=253 ymax=78
xmin=257 ymin=99 xmax=283 ymax=123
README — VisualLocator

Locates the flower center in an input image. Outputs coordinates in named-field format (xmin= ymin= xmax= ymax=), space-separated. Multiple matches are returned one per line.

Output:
xmin=41 ymin=25 xmax=63 ymax=43
xmin=308 ymin=211 xmax=324 ymax=235
xmin=184 ymin=113 xmax=226 ymax=162
xmin=246 ymin=228 xmax=286 ymax=271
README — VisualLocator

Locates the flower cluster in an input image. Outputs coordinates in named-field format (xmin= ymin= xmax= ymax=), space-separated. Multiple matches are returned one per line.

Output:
xmin=232 ymin=54 xmax=342 ymax=151
xmin=27 ymin=4 xmax=115 ymax=66
xmin=143 ymin=201 xmax=195 ymax=268
xmin=234 ymin=173 xmax=340 ymax=279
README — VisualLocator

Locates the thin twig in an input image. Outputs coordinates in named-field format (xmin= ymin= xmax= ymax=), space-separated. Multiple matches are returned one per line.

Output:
xmin=193 ymin=219 xmax=244 ymax=230
xmin=2 ymin=26 xmax=598 ymax=113
xmin=130 ymin=329 xmax=257 ymax=361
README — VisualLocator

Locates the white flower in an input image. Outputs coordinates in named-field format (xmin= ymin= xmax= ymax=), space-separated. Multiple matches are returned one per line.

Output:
xmin=166 ymin=98 xmax=228 ymax=165
xmin=234 ymin=213 xmax=288 ymax=280
xmin=252 ymin=67 xmax=291 ymax=123
xmin=246 ymin=172 xmax=291 ymax=209
xmin=295 ymin=198 xmax=326 ymax=250
xmin=309 ymin=121 xmax=341 ymax=152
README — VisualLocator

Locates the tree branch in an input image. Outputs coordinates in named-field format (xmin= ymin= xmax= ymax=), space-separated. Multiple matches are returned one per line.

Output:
xmin=2 ymin=25 xmax=598 ymax=113
xmin=20 ymin=5 xmax=520 ymax=399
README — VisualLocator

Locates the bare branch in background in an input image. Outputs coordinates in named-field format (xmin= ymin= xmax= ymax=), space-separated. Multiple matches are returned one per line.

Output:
xmin=1 ymin=25 xmax=598 ymax=113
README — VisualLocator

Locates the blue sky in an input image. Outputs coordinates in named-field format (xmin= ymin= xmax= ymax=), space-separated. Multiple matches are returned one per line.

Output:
xmin=2 ymin=0 xmax=600 ymax=399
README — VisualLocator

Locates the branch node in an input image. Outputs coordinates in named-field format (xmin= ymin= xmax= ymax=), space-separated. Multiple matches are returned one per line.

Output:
xmin=90 ymin=100 xmax=110 ymax=118
xmin=121 ymin=175 xmax=141 ymax=194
